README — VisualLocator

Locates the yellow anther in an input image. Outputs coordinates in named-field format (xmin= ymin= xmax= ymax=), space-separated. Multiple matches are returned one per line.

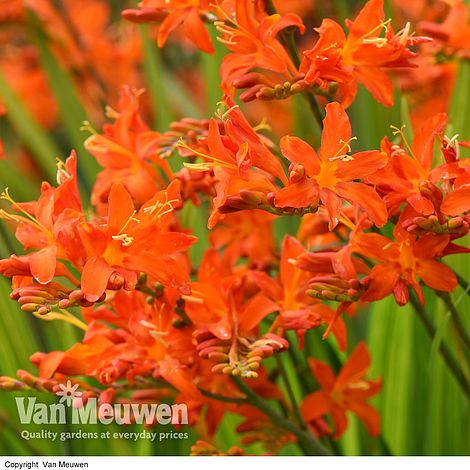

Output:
xmin=390 ymin=144 xmax=406 ymax=158
xmin=362 ymin=37 xmax=388 ymax=47
xmin=178 ymin=138 xmax=236 ymax=172
xmin=362 ymin=18 xmax=392 ymax=40
xmin=143 ymin=191 xmax=179 ymax=218
xmin=216 ymin=103 xmax=240 ymax=121
xmin=56 ymin=159 xmax=71 ymax=185
xmin=253 ymin=117 xmax=271 ymax=132
xmin=445 ymin=133 xmax=459 ymax=148
xmin=347 ymin=380 xmax=370 ymax=391
xmin=111 ymin=233 xmax=134 ymax=247
xmin=80 ymin=120 xmax=98 ymax=135
xmin=181 ymin=294 xmax=205 ymax=304
xmin=111 ymin=210 xmax=140 ymax=246
xmin=397 ymin=22 xmax=412 ymax=47
xmin=329 ymin=137 xmax=357 ymax=162
xmin=0 ymin=188 xmax=51 ymax=235
xmin=390 ymin=124 xmax=415 ymax=159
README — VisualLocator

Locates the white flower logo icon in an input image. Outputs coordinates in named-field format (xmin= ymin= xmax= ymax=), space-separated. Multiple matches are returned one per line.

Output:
xmin=56 ymin=380 xmax=83 ymax=406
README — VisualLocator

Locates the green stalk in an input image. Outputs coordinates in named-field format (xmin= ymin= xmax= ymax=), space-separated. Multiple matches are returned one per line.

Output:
xmin=28 ymin=11 xmax=99 ymax=185
xmin=264 ymin=0 xmax=324 ymax=129
xmin=232 ymin=376 xmax=332 ymax=455
xmin=140 ymin=25 xmax=174 ymax=131
xmin=437 ymin=291 xmax=470 ymax=353
xmin=454 ymin=270 xmax=470 ymax=298
xmin=0 ymin=72 xmax=59 ymax=181
xmin=410 ymin=295 xmax=470 ymax=399
xmin=197 ymin=387 xmax=246 ymax=404
xmin=275 ymin=355 xmax=306 ymax=430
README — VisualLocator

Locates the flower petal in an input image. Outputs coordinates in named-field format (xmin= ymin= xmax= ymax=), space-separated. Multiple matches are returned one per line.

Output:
xmin=280 ymin=135 xmax=320 ymax=177
xmin=348 ymin=400 xmax=381 ymax=437
xmin=300 ymin=391 xmax=332 ymax=421
xmin=81 ymin=256 xmax=113 ymax=302
xmin=107 ymin=183 xmax=135 ymax=235
xmin=335 ymin=150 xmax=388 ymax=181
xmin=320 ymin=102 xmax=352 ymax=161
xmin=336 ymin=181 xmax=387 ymax=227
xmin=337 ymin=341 xmax=370 ymax=387
xmin=416 ymin=259 xmax=457 ymax=292
xmin=30 ymin=245 xmax=58 ymax=284
xmin=441 ymin=187 xmax=470 ymax=216
xmin=362 ymin=263 xmax=400 ymax=302
xmin=275 ymin=180 xmax=319 ymax=209
xmin=308 ymin=358 xmax=336 ymax=390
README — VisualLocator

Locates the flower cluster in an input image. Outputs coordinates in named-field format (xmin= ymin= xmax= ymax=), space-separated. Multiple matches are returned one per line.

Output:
xmin=0 ymin=0 xmax=469 ymax=457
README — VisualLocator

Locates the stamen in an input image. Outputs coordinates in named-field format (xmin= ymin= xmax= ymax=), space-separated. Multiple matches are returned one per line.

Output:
xmin=361 ymin=19 xmax=392 ymax=47
xmin=362 ymin=18 xmax=392 ymax=39
xmin=329 ymin=137 xmax=357 ymax=162
xmin=253 ymin=117 xmax=271 ymax=132
xmin=178 ymin=138 xmax=236 ymax=171
xmin=140 ymin=320 xmax=169 ymax=347
xmin=362 ymin=37 xmax=388 ymax=47
xmin=445 ymin=133 xmax=460 ymax=148
xmin=111 ymin=210 xmax=140 ymax=246
xmin=216 ymin=37 xmax=237 ymax=46
xmin=390 ymin=125 xmax=415 ymax=159
xmin=390 ymin=144 xmax=406 ymax=158
xmin=0 ymin=188 xmax=51 ymax=235
xmin=221 ymin=104 xmax=240 ymax=120
xmin=397 ymin=22 xmax=412 ymax=47
xmin=111 ymin=233 xmax=134 ymax=246
xmin=32 ymin=309 xmax=87 ymax=331
xmin=80 ymin=120 xmax=98 ymax=135
xmin=56 ymin=159 xmax=70 ymax=185
xmin=181 ymin=294 xmax=204 ymax=305
xmin=347 ymin=380 xmax=370 ymax=391
xmin=143 ymin=191 xmax=179 ymax=217
xmin=105 ymin=105 xmax=119 ymax=120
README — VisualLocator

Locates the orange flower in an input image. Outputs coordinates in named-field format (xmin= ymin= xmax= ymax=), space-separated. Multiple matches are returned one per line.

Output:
xmin=251 ymin=235 xmax=347 ymax=350
xmin=419 ymin=0 xmax=470 ymax=59
xmin=353 ymin=219 xmax=457 ymax=305
xmin=301 ymin=342 xmax=382 ymax=439
xmin=123 ymin=0 xmax=215 ymax=53
xmin=0 ymin=152 xmax=84 ymax=284
xmin=275 ymin=102 xmax=388 ymax=229
xmin=184 ymin=249 xmax=286 ymax=378
xmin=78 ymin=180 xmax=196 ymax=302
xmin=370 ymin=113 xmax=448 ymax=216
xmin=209 ymin=210 xmax=278 ymax=269
xmin=180 ymin=98 xmax=285 ymax=228
xmin=300 ymin=0 xmax=427 ymax=107
xmin=84 ymin=86 xmax=172 ymax=211
xmin=215 ymin=0 xmax=305 ymax=91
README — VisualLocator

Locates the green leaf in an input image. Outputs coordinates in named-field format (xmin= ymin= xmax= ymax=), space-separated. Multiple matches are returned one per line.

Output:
xmin=0 ymin=72 xmax=59 ymax=181
xmin=28 ymin=11 xmax=99 ymax=186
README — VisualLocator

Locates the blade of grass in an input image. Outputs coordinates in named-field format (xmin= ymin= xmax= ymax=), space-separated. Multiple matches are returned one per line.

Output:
xmin=0 ymin=72 xmax=59 ymax=181
xmin=140 ymin=25 xmax=174 ymax=131
xmin=28 ymin=12 xmax=99 ymax=186
xmin=200 ymin=26 xmax=225 ymax=114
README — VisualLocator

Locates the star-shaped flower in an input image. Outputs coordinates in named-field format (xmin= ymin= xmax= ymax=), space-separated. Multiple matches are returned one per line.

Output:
xmin=56 ymin=380 xmax=83 ymax=406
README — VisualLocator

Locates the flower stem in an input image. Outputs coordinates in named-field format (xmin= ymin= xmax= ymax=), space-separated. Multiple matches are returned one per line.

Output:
xmin=410 ymin=295 xmax=470 ymax=399
xmin=197 ymin=387 xmax=246 ymax=404
xmin=437 ymin=291 xmax=470 ymax=353
xmin=455 ymin=271 xmax=470 ymax=299
xmin=275 ymin=355 xmax=306 ymax=430
xmin=264 ymin=0 xmax=325 ymax=129
xmin=232 ymin=376 xmax=332 ymax=455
